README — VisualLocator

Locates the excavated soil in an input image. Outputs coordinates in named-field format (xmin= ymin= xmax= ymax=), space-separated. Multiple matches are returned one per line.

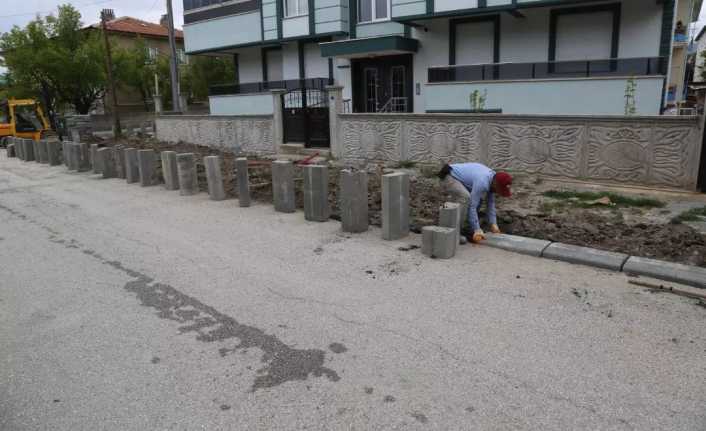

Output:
xmin=101 ymin=137 xmax=706 ymax=267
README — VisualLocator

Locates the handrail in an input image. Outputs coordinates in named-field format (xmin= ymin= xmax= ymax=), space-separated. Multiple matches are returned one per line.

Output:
xmin=209 ymin=77 xmax=334 ymax=96
xmin=428 ymin=57 xmax=667 ymax=83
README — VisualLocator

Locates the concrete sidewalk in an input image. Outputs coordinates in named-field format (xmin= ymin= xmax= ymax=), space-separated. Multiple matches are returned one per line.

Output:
xmin=1 ymin=151 xmax=705 ymax=430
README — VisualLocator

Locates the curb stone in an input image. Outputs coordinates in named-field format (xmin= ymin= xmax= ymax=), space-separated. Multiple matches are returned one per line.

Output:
xmin=623 ymin=256 xmax=706 ymax=290
xmin=542 ymin=242 xmax=629 ymax=272
xmin=484 ymin=233 xmax=551 ymax=257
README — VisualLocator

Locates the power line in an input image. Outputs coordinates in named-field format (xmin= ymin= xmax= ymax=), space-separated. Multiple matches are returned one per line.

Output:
xmin=0 ymin=0 xmax=115 ymax=19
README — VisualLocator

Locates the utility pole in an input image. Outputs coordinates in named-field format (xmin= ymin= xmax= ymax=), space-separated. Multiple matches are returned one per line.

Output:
xmin=100 ymin=9 xmax=122 ymax=139
xmin=165 ymin=0 xmax=181 ymax=112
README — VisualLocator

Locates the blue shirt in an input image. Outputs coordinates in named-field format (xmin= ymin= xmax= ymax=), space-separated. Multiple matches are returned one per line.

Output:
xmin=449 ymin=163 xmax=497 ymax=232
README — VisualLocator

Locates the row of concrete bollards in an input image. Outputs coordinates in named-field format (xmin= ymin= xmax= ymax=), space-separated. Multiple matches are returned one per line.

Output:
xmin=5 ymin=136 xmax=461 ymax=259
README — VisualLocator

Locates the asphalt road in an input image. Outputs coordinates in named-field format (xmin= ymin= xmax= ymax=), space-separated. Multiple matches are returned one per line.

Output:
xmin=1 ymin=151 xmax=705 ymax=431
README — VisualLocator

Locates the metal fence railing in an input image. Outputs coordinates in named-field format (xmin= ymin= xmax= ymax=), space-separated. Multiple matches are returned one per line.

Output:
xmin=209 ymin=77 xmax=333 ymax=96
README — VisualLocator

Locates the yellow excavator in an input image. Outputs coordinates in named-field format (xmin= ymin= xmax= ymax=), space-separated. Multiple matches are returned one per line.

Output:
xmin=0 ymin=98 xmax=51 ymax=142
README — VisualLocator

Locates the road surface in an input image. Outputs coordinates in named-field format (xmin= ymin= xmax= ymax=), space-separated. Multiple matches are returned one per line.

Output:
xmin=1 ymin=151 xmax=705 ymax=430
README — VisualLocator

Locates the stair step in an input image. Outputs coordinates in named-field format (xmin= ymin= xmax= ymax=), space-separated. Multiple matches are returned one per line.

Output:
xmin=280 ymin=143 xmax=305 ymax=155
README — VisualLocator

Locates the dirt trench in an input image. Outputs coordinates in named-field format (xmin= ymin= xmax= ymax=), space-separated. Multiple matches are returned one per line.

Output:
xmin=101 ymin=137 xmax=706 ymax=267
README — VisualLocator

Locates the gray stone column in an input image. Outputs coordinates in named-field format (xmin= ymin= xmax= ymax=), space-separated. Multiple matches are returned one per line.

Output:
xmin=272 ymin=160 xmax=295 ymax=213
xmin=91 ymin=144 xmax=102 ymax=174
xmin=271 ymin=89 xmax=287 ymax=153
xmin=7 ymin=143 xmax=15 ymax=158
xmin=14 ymin=138 xmax=23 ymax=160
xmin=124 ymin=148 xmax=140 ymax=184
xmin=70 ymin=129 xmax=80 ymax=142
xmin=235 ymin=157 xmax=251 ymax=207
xmin=382 ymin=172 xmax=410 ymax=240
xmin=153 ymin=95 xmax=163 ymax=114
xmin=96 ymin=148 xmax=115 ymax=178
xmin=176 ymin=153 xmax=198 ymax=195
xmin=79 ymin=143 xmax=91 ymax=172
xmin=438 ymin=202 xmax=461 ymax=245
xmin=32 ymin=140 xmax=41 ymax=163
xmin=204 ymin=156 xmax=226 ymax=201
xmin=422 ymin=226 xmax=457 ymax=259
xmin=326 ymin=85 xmax=343 ymax=159
xmin=37 ymin=140 xmax=49 ymax=164
xmin=25 ymin=139 xmax=36 ymax=161
xmin=112 ymin=146 xmax=126 ymax=179
xmin=68 ymin=143 xmax=80 ymax=171
xmin=137 ymin=149 xmax=157 ymax=187
xmin=340 ymin=169 xmax=368 ymax=233
xmin=161 ymin=151 xmax=179 ymax=190
xmin=62 ymin=142 xmax=69 ymax=167
xmin=47 ymin=141 xmax=61 ymax=166
xmin=303 ymin=165 xmax=330 ymax=222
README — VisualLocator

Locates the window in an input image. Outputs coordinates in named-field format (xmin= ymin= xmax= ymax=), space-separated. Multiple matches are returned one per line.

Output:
xmin=285 ymin=0 xmax=308 ymax=17
xmin=147 ymin=46 xmax=159 ymax=62
xmin=177 ymin=48 xmax=188 ymax=65
xmin=358 ymin=0 xmax=389 ymax=23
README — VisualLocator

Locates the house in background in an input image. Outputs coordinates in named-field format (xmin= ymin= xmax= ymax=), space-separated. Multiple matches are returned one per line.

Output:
xmin=182 ymin=0 xmax=697 ymax=120
xmin=85 ymin=11 xmax=186 ymax=113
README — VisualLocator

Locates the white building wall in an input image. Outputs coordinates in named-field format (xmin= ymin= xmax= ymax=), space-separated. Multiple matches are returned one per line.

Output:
xmin=183 ymin=12 xmax=262 ymax=53
xmin=238 ymin=47 xmax=263 ymax=83
xmin=209 ymin=94 xmax=274 ymax=115
xmin=696 ymin=37 xmax=706 ymax=81
xmin=304 ymin=42 xmax=330 ymax=78
xmin=282 ymin=43 xmax=300 ymax=80
xmin=412 ymin=19 xmax=450 ymax=113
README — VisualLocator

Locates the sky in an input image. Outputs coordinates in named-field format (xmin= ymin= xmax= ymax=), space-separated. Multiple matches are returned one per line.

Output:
xmin=0 ymin=0 xmax=185 ymax=34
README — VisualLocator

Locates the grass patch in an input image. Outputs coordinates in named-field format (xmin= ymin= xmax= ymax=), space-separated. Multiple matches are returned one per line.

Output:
xmin=671 ymin=206 xmax=706 ymax=224
xmin=543 ymin=190 xmax=665 ymax=208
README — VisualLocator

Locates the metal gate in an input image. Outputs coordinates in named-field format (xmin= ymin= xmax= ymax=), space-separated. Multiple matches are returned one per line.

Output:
xmin=282 ymin=86 xmax=330 ymax=148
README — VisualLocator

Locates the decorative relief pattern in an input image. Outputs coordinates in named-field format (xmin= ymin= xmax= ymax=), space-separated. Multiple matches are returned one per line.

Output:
xmin=651 ymin=126 xmax=695 ymax=187
xmin=586 ymin=126 xmax=651 ymax=183
xmin=406 ymin=121 xmax=481 ymax=162
xmin=487 ymin=123 xmax=583 ymax=177
xmin=341 ymin=120 xmax=402 ymax=162
xmin=156 ymin=117 xmax=274 ymax=155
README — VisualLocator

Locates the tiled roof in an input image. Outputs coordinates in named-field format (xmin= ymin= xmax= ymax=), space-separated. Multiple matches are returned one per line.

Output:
xmin=88 ymin=17 xmax=184 ymax=39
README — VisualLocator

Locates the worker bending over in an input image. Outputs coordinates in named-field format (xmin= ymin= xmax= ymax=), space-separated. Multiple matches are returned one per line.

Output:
xmin=438 ymin=162 xmax=512 ymax=243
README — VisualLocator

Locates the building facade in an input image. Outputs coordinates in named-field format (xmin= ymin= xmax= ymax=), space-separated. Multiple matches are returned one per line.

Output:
xmin=183 ymin=0 xmax=694 ymax=117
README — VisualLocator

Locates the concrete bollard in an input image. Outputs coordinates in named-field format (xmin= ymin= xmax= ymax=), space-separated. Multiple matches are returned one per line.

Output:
xmin=439 ymin=202 xmax=461 ymax=245
xmin=47 ymin=140 xmax=61 ymax=166
xmin=112 ymin=146 xmax=126 ymax=179
xmin=7 ymin=143 xmax=16 ymax=158
xmin=340 ymin=169 xmax=368 ymax=233
xmin=124 ymin=148 xmax=140 ymax=184
xmin=204 ymin=156 xmax=226 ymax=201
xmin=13 ymin=138 xmax=23 ymax=160
xmin=176 ymin=153 xmax=198 ymax=195
xmin=32 ymin=139 xmax=41 ymax=163
xmin=23 ymin=139 xmax=35 ymax=162
xmin=78 ymin=143 xmax=91 ymax=172
xmin=97 ymin=147 xmax=116 ymax=178
xmin=422 ymin=226 xmax=457 ymax=259
xmin=67 ymin=143 xmax=81 ymax=171
xmin=37 ymin=140 xmax=49 ymax=164
xmin=382 ymin=172 xmax=410 ymax=240
xmin=62 ymin=142 xmax=68 ymax=167
xmin=272 ymin=160 xmax=295 ymax=213
xmin=70 ymin=129 xmax=80 ymax=142
xmin=137 ymin=149 xmax=157 ymax=187
xmin=235 ymin=157 xmax=251 ymax=207
xmin=303 ymin=165 xmax=330 ymax=222
xmin=91 ymin=144 xmax=102 ymax=174
xmin=161 ymin=151 xmax=179 ymax=190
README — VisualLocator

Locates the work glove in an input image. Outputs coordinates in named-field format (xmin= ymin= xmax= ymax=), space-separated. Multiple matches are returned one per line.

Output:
xmin=472 ymin=229 xmax=486 ymax=243
xmin=490 ymin=224 xmax=501 ymax=234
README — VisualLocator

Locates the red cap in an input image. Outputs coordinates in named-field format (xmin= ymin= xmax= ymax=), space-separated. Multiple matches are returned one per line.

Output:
xmin=494 ymin=172 xmax=512 ymax=197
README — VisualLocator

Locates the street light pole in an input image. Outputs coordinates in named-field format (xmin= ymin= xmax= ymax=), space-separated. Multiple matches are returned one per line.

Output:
xmin=100 ymin=9 xmax=122 ymax=138
xmin=165 ymin=0 xmax=181 ymax=112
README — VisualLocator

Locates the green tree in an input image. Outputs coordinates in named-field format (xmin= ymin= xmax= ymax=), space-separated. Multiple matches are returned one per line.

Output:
xmin=113 ymin=38 xmax=154 ymax=111
xmin=0 ymin=4 xmax=106 ymax=119
xmin=182 ymin=55 xmax=235 ymax=101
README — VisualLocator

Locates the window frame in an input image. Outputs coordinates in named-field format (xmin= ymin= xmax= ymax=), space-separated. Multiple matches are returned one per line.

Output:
xmin=358 ymin=0 xmax=391 ymax=24
xmin=284 ymin=0 xmax=309 ymax=18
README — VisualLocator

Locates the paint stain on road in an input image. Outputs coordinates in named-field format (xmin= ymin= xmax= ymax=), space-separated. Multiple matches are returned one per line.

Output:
xmin=329 ymin=343 xmax=348 ymax=354
xmin=151 ymin=357 xmax=161 ymax=364
xmin=0 ymin=203 xmax=341 ymax=393
xmin=410 ymin=412 xmax=429 ymax=424
xmin=383 ymin=395 xmax=396 ymax=403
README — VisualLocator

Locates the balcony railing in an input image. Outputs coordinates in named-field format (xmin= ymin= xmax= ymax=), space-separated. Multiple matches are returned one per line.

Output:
xmin=209 ymin=77 xmax=334 ymax=96
xmin=428 ymin=57 xmax=667 ymax=83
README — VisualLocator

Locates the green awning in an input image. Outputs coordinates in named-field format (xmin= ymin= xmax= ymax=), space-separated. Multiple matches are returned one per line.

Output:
xmin=320 ymin=36 xmax=418 ymax=58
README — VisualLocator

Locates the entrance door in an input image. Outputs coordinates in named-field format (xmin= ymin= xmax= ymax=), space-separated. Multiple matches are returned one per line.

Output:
xmin=282 ymin=87 xmax=330 ymax=148
xmin=352 ymin=54 xmax=413 ymax=113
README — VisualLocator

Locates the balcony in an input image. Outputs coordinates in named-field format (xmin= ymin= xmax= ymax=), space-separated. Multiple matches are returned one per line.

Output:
xmin=425 ymin=58 xmax=667 ymax=115
xmin=428 ymin=57 xmax=667 ymax=83
xmin=209 ymin=78 xmax=334 ymax=96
